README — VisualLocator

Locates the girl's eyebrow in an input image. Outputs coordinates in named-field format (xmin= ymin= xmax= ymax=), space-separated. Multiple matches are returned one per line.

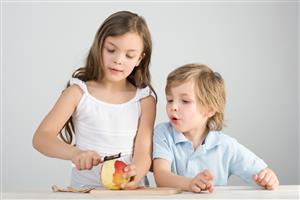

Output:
xmin=106 ymin=42 xmax=138 ymax=52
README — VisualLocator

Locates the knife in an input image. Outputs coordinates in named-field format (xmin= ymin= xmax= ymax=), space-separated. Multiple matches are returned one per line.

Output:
xmin=102 ymin=152 xmax=121 ymax=162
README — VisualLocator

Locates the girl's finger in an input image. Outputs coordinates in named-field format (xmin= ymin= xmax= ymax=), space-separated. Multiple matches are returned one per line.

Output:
xmin=92 ymin=156 xmax=101 ymax=166
xmin=123 ymin=169 xmax=136 ymax=179
xmin=124 ymin=164 xmax=136 ymax=172
xmin=80 ymin=158 xmax=86 ymax=170
xmin=121 ymin=181 xmax=139 ymax=190
xmin=85 ymin=158 xmax=92 ymax=170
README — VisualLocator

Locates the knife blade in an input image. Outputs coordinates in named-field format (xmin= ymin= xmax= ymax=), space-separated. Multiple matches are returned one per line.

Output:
xmin=102 ymin=152 xmax=121 ymax=162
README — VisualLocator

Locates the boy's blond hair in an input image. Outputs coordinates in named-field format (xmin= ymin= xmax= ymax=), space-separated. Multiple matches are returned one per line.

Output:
xmin=165 ymin=64 xmax=226 ymax=131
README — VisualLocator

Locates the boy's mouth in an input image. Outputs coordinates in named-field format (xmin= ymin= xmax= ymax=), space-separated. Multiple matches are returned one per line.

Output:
xmin=171 ymin=116 xmax=180 ymax=123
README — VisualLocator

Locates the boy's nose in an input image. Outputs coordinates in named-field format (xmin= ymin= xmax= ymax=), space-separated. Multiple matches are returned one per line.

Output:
xmin=171 ymin=105 xmax=178 ymax=111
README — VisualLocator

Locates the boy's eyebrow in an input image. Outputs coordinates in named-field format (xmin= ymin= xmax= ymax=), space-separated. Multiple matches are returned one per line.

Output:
xmin=106 ymin=42 xmax=138 ymax=52
xmin=180 ymin=93 xmax=191 ymax=96
xmin=166 ymin=93 xmax=192 ymax=97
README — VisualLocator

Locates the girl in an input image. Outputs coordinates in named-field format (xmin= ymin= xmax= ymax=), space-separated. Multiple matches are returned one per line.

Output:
xmin=153 ymin=64 xmax=279 ymax=193
xmin=33 ymin=11 xmax=156 ymax=189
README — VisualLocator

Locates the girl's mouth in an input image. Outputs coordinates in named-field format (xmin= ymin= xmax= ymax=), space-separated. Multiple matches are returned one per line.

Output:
xmin=108 ymin=67 xmax=123 ymax=74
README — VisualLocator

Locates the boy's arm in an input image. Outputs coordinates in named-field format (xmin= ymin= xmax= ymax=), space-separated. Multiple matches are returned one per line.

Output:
xmin=153 ymin=158 xmax=191 ymax=191
xmin=123 ymin=95 xmax=156 ymax=189
xmin=253 ymin=168 xmax=279 ymax=190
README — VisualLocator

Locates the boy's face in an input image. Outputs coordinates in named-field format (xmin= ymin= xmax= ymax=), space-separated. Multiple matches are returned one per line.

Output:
xmin=166 ymin=81 xmax=209 ymax=134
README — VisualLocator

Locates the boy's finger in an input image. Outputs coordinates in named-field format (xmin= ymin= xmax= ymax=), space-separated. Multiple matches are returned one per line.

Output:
xmin=266 ymin=176 xmax=279 ymax=190
xmin=257 ymin=169 xmax=267 ymax=181
xmin=261 ymin=172 xmax=272 ymax=186
xmin=202 ymin=169 xmax=214 ymax=179
xmin=191 ymin=185 xmax=201 ymax=193
xmin=252 ymin=174 xmax=258 ymax=181
xmin=197 ymin=177 xmax=212 ymax=187
xmin=207 ymin=185 xmax=214 ymax=193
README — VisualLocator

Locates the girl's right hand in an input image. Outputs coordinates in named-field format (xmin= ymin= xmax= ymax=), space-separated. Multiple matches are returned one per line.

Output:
xmin=71 ymin=149 xmax=101 ymax=170
xmin=188 ymin=169 xmax=214 ymax=193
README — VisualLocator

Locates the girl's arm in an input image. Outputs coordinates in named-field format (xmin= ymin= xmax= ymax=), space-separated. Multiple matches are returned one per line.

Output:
xmin=32 ymin=85 xmax=101 ymax=169
xmin=32 ymin=85 xmax=82 ymax=159
xmin=122 ymin=95 xmax=156 ymax=189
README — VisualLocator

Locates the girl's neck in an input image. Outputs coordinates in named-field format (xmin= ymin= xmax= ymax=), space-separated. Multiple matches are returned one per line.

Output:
xmin=96 ymin=78 xmax=133 ymax=92
xmin=184 ymin=125 xmax=209 ymax=149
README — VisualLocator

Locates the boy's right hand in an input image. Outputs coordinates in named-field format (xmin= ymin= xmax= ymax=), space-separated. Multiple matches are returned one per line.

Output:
xmin=188 ymin=169 xmax=214 ymax=193
xmin=71 ymin=149 xmax=101 ymax=170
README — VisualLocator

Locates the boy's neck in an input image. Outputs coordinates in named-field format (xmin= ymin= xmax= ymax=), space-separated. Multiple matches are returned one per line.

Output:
xmin=183 ymin=126 xmax=209 ymax=149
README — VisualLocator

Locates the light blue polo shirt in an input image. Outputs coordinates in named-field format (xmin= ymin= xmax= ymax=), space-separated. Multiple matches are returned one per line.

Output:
xmin=153 ymin=122 xmax=267 ymax=185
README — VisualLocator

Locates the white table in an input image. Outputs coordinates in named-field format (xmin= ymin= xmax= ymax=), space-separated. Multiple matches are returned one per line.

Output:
xmin=2 ymin=185 xmax=299 ymax=200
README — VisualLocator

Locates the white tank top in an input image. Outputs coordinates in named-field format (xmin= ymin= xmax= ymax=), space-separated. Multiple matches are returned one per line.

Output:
xmin=69 ymin=78 xmax=154 ymax=188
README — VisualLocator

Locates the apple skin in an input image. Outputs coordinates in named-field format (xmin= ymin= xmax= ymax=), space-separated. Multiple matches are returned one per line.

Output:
xmin=101 ymin=160 xmax=130 ymax=190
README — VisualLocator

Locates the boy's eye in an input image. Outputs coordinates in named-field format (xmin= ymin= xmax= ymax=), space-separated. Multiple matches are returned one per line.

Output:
xmin=182 ymin=100 xmax=190 ymax=103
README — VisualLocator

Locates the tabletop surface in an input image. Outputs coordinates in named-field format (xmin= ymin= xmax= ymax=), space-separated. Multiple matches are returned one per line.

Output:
xmin=2 ymin=185 xmax=300 ymax=200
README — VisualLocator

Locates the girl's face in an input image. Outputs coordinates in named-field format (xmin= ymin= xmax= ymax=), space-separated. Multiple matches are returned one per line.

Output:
xmin=101 ymin=32 xmax=144 ymax=82
xmin=166 ymin=81 xmax=210 ymax=134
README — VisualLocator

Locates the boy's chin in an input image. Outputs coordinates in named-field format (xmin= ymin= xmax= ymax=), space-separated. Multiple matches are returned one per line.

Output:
xmin=170 ymin=122 xmax=185 ymax=133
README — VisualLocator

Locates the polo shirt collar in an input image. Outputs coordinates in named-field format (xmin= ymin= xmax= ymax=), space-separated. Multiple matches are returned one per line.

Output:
xmin=172 ymin=125 xmax=221 ymax=150
xmin=172 ymin=126 xmax=189 ymax=144
xmin=203 ymin=131 xmax=222 ymax=150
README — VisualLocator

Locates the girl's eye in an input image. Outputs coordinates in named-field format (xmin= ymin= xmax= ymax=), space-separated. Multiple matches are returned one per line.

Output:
xmin=182 ymin=100 xmax=190 ymax=104
xmin=106 ymin=47 xmax=115 ymax=53
xmin=167 ymin=99 xmax=173 ymax=103
xmin=126 ymin=54 xmax=135 ymax=59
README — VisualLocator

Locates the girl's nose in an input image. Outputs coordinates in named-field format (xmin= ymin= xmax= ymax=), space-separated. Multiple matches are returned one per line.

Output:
xmin=113 ymin=54 xmax=123 ymax=65
xmin=113 ymin=60 xmax=121 ymax=65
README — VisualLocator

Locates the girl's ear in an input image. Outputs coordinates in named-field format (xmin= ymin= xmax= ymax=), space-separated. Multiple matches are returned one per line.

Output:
xmin=135 ymin=52 xmax=145 ymax=67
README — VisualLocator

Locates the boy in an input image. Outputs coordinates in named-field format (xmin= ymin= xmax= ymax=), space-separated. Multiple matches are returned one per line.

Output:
xmin=153 ymin=64 xmax=279 ymax=193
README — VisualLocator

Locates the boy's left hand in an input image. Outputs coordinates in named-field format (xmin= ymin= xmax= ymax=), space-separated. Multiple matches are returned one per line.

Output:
xmin=120 ymin=164 xmax=142 ymax=190
xmin=253 ymin=168 xmax=279 ymax=190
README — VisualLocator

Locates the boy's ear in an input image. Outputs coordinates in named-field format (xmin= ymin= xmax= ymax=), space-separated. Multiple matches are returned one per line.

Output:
xmin=135 ymin=52 xmax=145 ymax=67
xmin=206 ymin=106 xmax=216 ymax=118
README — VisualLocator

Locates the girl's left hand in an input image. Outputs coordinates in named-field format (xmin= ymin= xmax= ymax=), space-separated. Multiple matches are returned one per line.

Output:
xmin=120 ymin=164 xmax=141 ymax=189
xmin=253 ymin=168 xmax=279 ymax=190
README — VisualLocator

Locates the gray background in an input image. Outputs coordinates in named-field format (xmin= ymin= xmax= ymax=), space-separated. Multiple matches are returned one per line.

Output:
xmin=2 ymin=2 xmax=299 ymax=192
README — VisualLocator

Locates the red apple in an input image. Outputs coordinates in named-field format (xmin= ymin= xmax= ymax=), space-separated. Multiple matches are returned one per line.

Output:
xmin=101 ymin=160 xmax=130 ymax=190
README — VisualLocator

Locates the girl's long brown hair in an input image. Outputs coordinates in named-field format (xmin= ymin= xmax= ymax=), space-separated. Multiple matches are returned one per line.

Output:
xmin=59 ymin=11 xmax=156 ymax=144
